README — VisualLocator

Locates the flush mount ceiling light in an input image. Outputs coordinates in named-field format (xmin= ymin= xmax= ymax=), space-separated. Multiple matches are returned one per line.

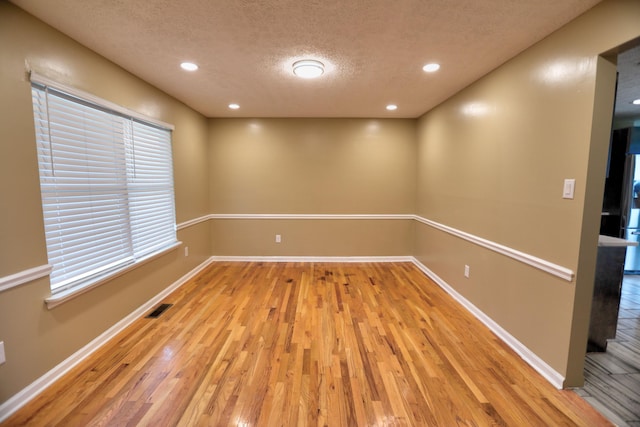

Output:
xmin=422 ymin=63 xmax=440 ymax=73
xmin=386 ymin=104 xmax=398 ymax=111
xmin=292 ymin=60 xmax=325 ymax=79
xmin=633 ymin=99 xmax=640 ymax=105
xmin=180 ymin=62 xmax=199 ymax=71
xmin=228 ymin=103 xmax=240 ymax=110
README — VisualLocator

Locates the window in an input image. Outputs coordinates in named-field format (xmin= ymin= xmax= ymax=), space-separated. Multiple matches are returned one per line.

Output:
xmin=31 ymin=76 xmax=177 ymax=295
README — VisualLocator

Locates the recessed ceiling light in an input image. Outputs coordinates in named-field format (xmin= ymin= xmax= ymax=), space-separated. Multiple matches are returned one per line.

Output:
xmin=292 ymin=60 xmax=325 ymax=79
xmin=633 ymin=99 xmax=640 ymax=105
xmin=386 ymin=104 xmax=398 ymax=111
xmin=228 ymin=103 xmax=240 ymax=110
xmin=180 ymin=62 xmax=199 ymax=71
xmin=422 ymin=63 xmax=440 ymax=73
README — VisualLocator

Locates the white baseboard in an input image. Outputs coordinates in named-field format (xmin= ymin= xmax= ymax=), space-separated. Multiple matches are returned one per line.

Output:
xmin=0 ymin=257 xmax=215 ymax=423
xmin=211 ymin=255 xmax=414 ymax=263
xmin=410 ymin=257 xmax=565 ymax=389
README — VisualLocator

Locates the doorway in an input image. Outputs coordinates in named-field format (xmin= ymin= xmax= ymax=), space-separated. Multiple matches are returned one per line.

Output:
xmin=581 ymin=41 xmax=640 ymax=426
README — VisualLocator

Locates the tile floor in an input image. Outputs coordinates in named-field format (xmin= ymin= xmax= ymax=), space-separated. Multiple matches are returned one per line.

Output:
xmin=574 ymin=276 xmax=640 ymax=426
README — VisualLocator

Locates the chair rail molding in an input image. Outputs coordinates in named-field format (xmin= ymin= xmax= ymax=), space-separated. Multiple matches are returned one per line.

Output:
xmin=412 ymin=215 xmax=575 ymax=282
xmin=191 ymin=212 xmax=575 ymax=282
xmin=0 ymin=264 xmax=52 ymax=293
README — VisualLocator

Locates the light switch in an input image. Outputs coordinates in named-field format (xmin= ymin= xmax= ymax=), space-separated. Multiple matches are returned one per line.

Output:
xmin=563 ymin=179 xmax=575 ymax=199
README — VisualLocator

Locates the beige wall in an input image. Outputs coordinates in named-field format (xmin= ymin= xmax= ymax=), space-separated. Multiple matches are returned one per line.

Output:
xmin=211 ymin=219 xmax=413 ymax=257
xmin=415 ymin=0 xmax=640 ymax=386
xmin=208 ymin=118 xmax=417 ymax=256
xmin=209 ymin=118 xmax=417 ymax=214
xmin=0 ymin=3 xmax=210 ymax=403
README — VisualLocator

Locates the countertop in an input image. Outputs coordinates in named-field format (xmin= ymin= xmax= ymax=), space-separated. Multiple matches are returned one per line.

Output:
xmin=598 ymin=235 xmax=639 ymax=247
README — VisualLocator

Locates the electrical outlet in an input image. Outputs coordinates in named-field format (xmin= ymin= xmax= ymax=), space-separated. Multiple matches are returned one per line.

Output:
xmin=275 ymin=234 xmax=281 ymax=243
xmin=464 ymin=265 xmax=470 ymax=278
xmin=184 ymin=246 xmax=189 ymax=257
xmin=0 ymin=341 xmax=6 ymax=365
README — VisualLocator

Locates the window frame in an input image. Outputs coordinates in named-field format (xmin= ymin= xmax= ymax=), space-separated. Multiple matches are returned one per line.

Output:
xmin=30 ymin=72 xmax=180 ymax=307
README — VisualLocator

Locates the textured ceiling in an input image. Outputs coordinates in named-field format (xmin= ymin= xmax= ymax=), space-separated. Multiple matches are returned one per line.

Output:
xmin=11 ymin=0 xmax=607 ymax=118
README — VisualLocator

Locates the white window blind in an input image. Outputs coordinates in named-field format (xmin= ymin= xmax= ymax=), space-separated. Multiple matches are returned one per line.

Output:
xmin=31 ymin=82 xmax=177 ymax=294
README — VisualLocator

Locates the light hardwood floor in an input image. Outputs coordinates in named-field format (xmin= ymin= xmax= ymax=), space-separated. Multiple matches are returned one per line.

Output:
xmin=576 ymin=276 xmax=640 ymax=426
xmin=3 ymin=262 xmax=610 ymax=426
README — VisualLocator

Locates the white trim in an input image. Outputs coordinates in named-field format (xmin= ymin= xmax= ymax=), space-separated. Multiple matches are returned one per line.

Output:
xmin=208 ymin=213 xmax=414 ymax=220
xmin=45 ymin=242 xmax=182 ymax=309
xmin=177 ymin=215 xmax=210 ymax=230
xmin=0 ymin=264 xmax=52 ymax=293
xmin=410 ymin=257 xmax=566 ymax=389
xmin=211 ymin=256 xmax=413 ymax=263
xmin=0 ymin=257 xmax=215 ymax=424
xmin=29 ymin=71 xmax=174 ymax=131
xmin=413 ymin=215 xmax=575 ymax=282
xmin=172 ymin=212 xmax=575 ymax=282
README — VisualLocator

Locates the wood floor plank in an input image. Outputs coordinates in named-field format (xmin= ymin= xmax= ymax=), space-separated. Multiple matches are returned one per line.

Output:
xmin=3 ymin=262 xmax=612 ymax=426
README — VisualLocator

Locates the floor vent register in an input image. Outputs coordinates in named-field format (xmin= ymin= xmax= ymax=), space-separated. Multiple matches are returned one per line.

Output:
xmin=146 ymin=303 xmax=173 ymax=319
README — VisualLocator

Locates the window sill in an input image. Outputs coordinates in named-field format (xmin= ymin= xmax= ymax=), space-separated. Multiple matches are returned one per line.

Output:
xmin=45 ymin=241 xmax=182 ymax=309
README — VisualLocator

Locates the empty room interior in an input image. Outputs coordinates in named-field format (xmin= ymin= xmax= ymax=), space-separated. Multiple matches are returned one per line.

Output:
xmin=1 ymin=0 xmax=640 ymax=425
